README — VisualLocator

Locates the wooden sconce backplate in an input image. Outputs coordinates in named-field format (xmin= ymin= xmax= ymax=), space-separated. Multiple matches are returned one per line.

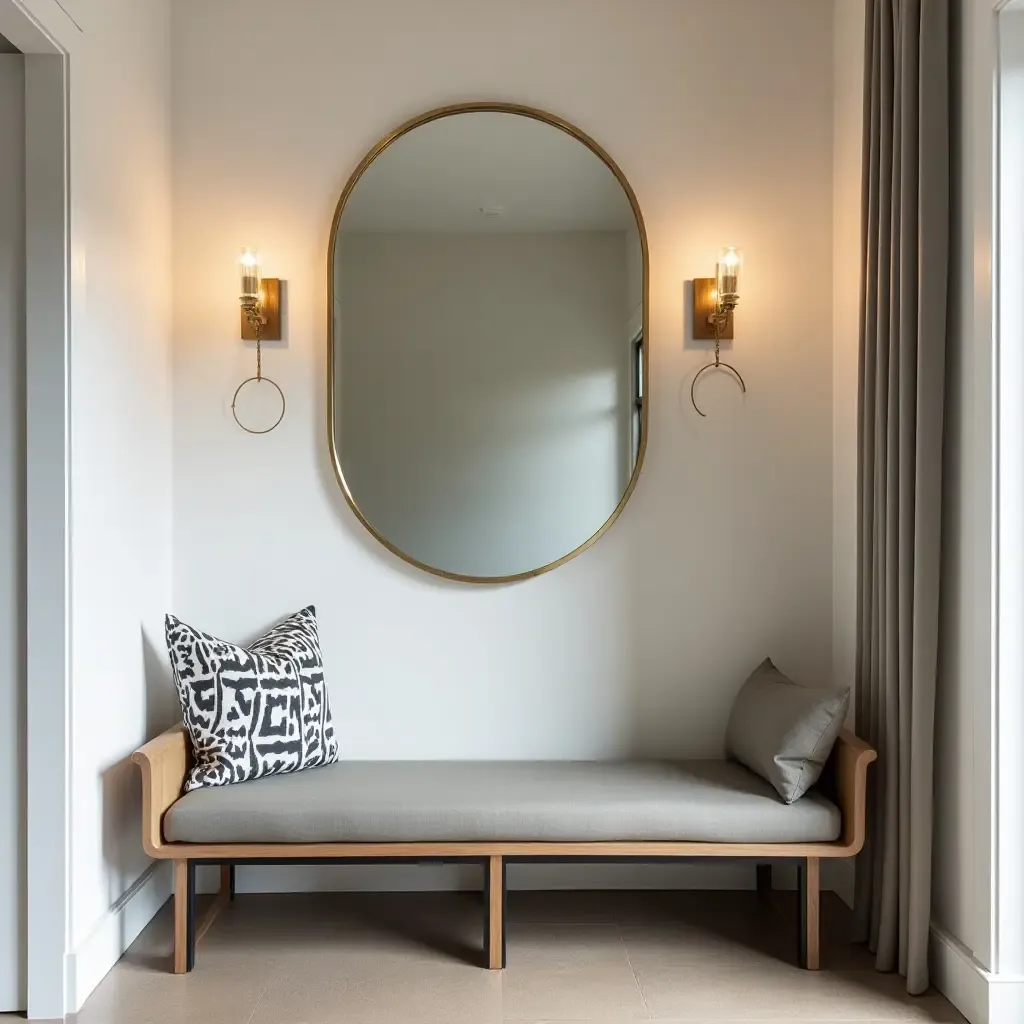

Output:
xmin=692 ymin=278 xmax=734 ymax=341
xmin=241 ymin=278 xmax=282 ymax=340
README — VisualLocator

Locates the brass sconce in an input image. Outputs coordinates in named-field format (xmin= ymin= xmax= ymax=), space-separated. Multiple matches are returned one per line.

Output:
xmin=691 ymin=246 xmax=746 ymax=417
xmin=233 ymin=247 xmax=285 ymax=434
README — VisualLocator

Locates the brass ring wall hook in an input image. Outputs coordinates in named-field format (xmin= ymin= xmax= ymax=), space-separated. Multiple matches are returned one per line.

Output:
xmin=232 ymin=375 xmax=286 ymax=434
xmin=690 ymin=359 xmax=747 ymax=417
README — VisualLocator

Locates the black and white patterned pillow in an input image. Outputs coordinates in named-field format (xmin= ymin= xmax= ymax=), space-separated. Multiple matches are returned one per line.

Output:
xmin=165 ymin=605 xmax=339 ymax=792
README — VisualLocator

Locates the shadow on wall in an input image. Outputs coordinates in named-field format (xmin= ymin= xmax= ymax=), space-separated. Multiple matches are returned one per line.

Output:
xmin=143 ymin=626 xmax=179 ymax=741
xmin=98 ymin=628 xmax=179 ymax=933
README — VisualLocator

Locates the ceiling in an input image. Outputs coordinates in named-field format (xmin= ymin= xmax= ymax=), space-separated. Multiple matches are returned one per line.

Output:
xmin=340 ymin=110 xmax=637 ymax=233
xmin=0 ymin=32 xmax=20 ymax=53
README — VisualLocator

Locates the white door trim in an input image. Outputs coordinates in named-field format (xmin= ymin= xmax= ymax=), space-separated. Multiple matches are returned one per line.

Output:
xmin=994 ymin=0 xmax=1024 ymax=983
xmin=0 ymin=1 xmax=80 ymax=1018
xmin=23 ymin=51 xmax=70 ymax=1021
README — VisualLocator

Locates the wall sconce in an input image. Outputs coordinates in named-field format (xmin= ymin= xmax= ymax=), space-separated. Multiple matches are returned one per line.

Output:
xmin=690 ymin=246 xmax=747 ymax=417
xmin=232 ymin=247 xmax=285 ymax=434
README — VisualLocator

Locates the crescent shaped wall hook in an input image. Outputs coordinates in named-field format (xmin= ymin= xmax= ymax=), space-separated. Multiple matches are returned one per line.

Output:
xmin=690 ymin=360 xmax=747 ymax=418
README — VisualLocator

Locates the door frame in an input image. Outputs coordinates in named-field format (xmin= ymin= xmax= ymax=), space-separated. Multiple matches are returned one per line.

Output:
xmin=0 ymin=1 xmax=78 ymax=1018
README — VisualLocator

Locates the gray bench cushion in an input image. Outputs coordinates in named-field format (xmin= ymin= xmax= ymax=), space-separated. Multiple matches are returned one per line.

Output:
xmin=163 ymin=759 xmax=841 ymax=845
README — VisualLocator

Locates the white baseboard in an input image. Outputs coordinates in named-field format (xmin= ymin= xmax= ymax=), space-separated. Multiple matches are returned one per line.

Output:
xmin=65 ymin=862 xmax=172 ymax=1014
xmin=931 ymin=923 xmax=1024 ymax=1024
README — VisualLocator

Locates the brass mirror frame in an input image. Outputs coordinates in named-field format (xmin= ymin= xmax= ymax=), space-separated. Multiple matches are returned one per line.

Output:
xmin=327 ymin=102 xmax=650 ymax=584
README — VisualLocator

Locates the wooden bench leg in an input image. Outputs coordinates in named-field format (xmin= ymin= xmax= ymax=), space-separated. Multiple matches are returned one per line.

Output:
xmin=798 ymin=856 xmax=820 ymax=970
xmin=173 ymin=860 xmax=196 ymax=974
xmin=483 ymin=855 xmax=505 ymax=970
xmin=756 ymin=863 xmax=772 ymax=895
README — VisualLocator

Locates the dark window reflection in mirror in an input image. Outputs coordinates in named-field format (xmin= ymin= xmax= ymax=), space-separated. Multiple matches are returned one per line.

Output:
xmin=329 ymin=106 xmax=647 ymax=581
xmin=632 ymin=333 xmax=644 ymax=468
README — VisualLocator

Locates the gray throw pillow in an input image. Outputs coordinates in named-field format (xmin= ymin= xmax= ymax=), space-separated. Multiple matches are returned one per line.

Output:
xmin=725 ymin=658 xmax=850 ymax=804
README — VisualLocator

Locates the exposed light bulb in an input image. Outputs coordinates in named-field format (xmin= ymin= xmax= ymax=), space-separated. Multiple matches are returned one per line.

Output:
xmin=716 ymin=246 xmax=742 ymax=301
xmin=239 ymin=247 xmax=262 ymax=302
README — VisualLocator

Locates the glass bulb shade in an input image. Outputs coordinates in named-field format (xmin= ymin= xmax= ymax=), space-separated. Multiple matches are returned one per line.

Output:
xmin=239 ymin=247 xmax=262 ymax=302
xmin=715 ymin=246 xmax=742 ymax=300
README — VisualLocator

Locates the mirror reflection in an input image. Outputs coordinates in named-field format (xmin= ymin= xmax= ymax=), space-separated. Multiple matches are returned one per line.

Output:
xmin=330 ymin=107 xmax=646 ymax=581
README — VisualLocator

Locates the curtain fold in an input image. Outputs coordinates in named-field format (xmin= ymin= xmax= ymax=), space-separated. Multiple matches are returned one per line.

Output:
xmin=853 ymin=0 xmax=950 ymax=996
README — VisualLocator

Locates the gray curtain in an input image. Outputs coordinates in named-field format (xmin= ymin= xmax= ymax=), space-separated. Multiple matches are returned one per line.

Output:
xmin=853 ymin=0 xmax=951 ymax=996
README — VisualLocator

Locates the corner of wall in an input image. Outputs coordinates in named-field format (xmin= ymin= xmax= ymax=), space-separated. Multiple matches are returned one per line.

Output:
xmin=65 ymin=0 xmax=176 ymax=1011
xmin=831 ymin=0 xmax=865 ymax=696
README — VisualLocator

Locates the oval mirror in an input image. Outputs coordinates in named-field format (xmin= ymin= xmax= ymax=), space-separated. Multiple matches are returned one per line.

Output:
xmin=329 ymin=104 xmax=648 ymax=582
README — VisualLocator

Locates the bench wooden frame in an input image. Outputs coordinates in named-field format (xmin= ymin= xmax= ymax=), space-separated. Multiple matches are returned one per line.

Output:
xmin=133 ymin=727 xmax=876 ymax=975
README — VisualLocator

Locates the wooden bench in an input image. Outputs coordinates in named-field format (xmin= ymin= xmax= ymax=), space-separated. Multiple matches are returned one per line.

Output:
xmin=133 ymin=726 xmax=876 ymax=974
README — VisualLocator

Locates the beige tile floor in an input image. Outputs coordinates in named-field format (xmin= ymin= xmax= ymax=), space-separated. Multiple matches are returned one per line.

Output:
xmin=8 ymin=890 xmax=966 ymax=1024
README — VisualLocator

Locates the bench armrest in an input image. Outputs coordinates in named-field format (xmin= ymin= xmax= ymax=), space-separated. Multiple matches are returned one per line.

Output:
xmin=132 ymin=724 xmax=190 ymax=858
xmin=833 ymin=728 xmax=877 ymax=855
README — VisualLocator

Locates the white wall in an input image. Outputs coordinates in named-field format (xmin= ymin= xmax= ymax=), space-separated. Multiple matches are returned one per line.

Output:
xmin=0 ymin=51 xmax=26 ymax=1015
xmin=171 ymin=0 xmax=835 ymax=777
xmin=337 ymin=230 xmax=633 ymax=578
xmin=65 ymin=0 xmax=176 ymax=1006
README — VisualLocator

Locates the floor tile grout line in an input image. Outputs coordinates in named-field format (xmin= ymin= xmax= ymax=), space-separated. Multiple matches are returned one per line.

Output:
xmin=617 ymin=923 xmax=654 ymax=1020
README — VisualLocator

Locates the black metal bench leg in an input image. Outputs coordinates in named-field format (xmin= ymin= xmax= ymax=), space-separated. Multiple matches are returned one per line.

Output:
xmin=228 ymin=862 xmax=236 ymax=901
xmin=186 ymin=860 xmax=197 ymax=972
xmin=756 ymin=863 xmax=771 ymax=895
xmin=482 ymin=858 xmax=489 ymax=966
